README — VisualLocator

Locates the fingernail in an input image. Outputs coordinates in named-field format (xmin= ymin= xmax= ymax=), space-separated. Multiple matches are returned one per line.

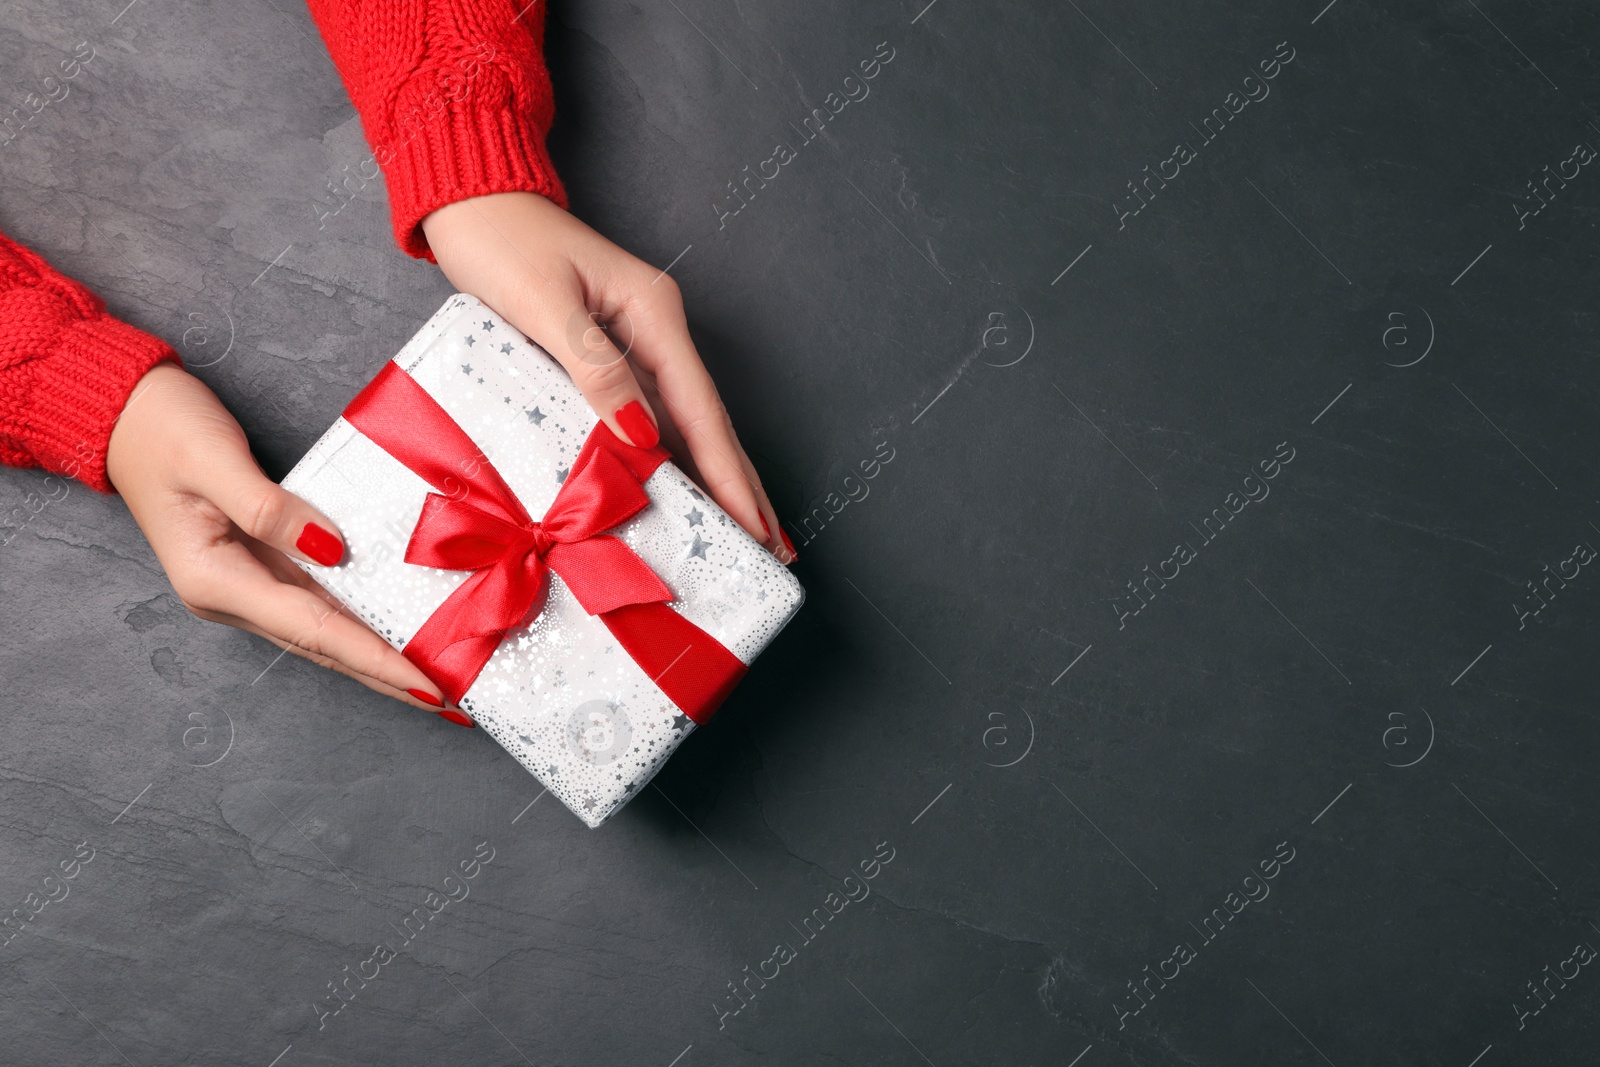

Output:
xmin=296 ymin=522 xmax=344 ymax=566
xmin=759 ymin=512 xmax=771 ymax=540
xmin=780 ymin=529 xmax=798 ymax=563
xmin=408 ymin=688 xmax=443 ymax=707
xmin=615 ymin=400 xmax=659 ymax=449
xmin=440 ymin=710 xmax=476 ymax=728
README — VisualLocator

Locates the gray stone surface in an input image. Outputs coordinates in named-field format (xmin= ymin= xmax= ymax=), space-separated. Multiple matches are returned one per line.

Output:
xmin=2 ymin=0 xmax=1598 ymax=1063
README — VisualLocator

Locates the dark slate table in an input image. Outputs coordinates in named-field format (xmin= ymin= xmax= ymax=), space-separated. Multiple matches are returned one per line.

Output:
xmin=3 ymin=1 xmax=1597 ymax=1063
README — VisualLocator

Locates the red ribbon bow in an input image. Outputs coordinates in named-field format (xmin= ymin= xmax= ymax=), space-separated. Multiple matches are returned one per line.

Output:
xmin=405 ymin=440 xmax=673 ymax=618
xmin=343 ymin=363 xmax=746 ymax=720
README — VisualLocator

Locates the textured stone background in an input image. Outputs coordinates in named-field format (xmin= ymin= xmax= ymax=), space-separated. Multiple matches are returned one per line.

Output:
xmin=2 ymin=1 xmax=1598 ymax=1064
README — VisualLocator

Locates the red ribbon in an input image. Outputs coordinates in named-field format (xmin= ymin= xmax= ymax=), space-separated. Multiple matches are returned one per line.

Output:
xmin=343 ymin=363 xmax=746 ymax=722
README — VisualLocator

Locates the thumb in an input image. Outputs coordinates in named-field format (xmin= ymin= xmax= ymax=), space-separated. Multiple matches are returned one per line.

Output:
xmin=499 ymin=289 xmax=662 ymax=451
xmin=555 ymin=300 xmax=661 ymax=449
xmin=195 ymin=442 xmax=347 ymax=568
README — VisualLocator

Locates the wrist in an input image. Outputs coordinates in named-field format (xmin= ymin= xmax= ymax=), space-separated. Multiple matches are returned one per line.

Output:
xmin=106 ymin=362 xmax=188 ymax=494
xmin=422 ymin=190 xmax=558 ymax=247
xmin=421 ymin=191 xmax=575 ymax=303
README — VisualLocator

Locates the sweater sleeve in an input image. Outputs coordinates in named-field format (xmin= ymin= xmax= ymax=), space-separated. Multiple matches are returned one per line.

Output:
xmin=304 ymin=0 xmax=569 ymax=261
xmin=0 ymin=231 xmax=180 ymax=493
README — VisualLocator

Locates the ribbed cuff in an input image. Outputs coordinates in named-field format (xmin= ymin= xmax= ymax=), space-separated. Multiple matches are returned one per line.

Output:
xmin=28 ymin=312 xmax=180 ymax=493
xmin=379 ymin=79 xmax=569 ymax=262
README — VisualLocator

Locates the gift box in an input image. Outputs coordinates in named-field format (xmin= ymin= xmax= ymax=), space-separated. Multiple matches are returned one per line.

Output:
xmin=281 ymin=295 xmax=804 ymax=826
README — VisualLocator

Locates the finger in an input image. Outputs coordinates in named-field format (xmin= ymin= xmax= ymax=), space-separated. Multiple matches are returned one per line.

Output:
xmin=217 ymin=611 xmax=420 ymax=703
xmin=635 ymin=353 xmax=792 ymax=563
xmin=493 ymin=277 xmax=662 ymax=450
xmin=244 ymin=534 xmax=331 ymax=590
xmin=223 ymin=615 xmax=475 ymax=728
xmin=187 ymin=543 xmax=466 ymax=721
xmin=185 ymin=440 xmax=348 ymax=569
xmin=730 ymin=434 xmax=797 ymax=565
xmin=236 ymin=534 xmax=504 ymax=692
xmin=632 ymin=363 xmax=702 ymax=481
xmin=619 ymin=281 xmax=774 ymax=546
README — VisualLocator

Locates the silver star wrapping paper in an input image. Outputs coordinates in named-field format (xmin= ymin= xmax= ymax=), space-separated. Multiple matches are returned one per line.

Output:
xmin=281 ymin=295 xmax=805 ymax=826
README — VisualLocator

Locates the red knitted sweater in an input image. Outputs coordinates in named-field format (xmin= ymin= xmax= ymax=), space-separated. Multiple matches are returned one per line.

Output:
xmin=0 ymin=0 xmax=565 ymax=493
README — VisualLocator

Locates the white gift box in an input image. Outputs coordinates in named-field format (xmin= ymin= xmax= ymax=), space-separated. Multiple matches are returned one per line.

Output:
xmin=281 ymin=295 xmax=804 ymax=826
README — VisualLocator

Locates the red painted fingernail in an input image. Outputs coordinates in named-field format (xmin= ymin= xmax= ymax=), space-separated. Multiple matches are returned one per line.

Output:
xmin=759 ymin=512 xmax=771 ymax=540
xmin=296 ymin=522 xmax=343 ymax=566
xmin=780 ymin=529 xmax=798 ymax=562
xmin=615 ymin=400 xmax=659 ymax=449
xmin=440 ymin=710 xmax=476 ymax=728
xmin=408 ymin=688 xmax=443 ymax=707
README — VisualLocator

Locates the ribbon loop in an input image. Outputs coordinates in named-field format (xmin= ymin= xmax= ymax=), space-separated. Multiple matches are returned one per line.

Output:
xmin=404 ymin=493 xmax=530 ymax=571
xmin=541 ymin=446 xmax=655 ymax=542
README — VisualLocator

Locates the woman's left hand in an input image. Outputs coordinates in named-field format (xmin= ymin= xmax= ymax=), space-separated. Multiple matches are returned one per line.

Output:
xmin=106 ymin=363 xmax=472 ymax=724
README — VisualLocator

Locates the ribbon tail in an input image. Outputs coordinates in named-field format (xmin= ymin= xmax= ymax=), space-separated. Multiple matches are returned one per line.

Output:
xmin=546 ymin=537 xmax=672 ymax=617
xmin=598 ymin=603 xmax=747 ymax=725
xmin=402 ymin=559 xmax=549 ymax=705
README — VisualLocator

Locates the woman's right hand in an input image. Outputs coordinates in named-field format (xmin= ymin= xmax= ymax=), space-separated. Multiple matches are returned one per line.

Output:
xmin=106 ymin=362 xmax=474 ymax=726
xmin=420 ymin=192 xmax=798 ymax=565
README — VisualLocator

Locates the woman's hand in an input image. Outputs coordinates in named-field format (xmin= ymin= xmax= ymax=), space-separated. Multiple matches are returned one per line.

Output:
xmin=420 ymin=191 xmax=796 ymax=564
xmin=106 ymin=363 xmax=474 ymax=726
